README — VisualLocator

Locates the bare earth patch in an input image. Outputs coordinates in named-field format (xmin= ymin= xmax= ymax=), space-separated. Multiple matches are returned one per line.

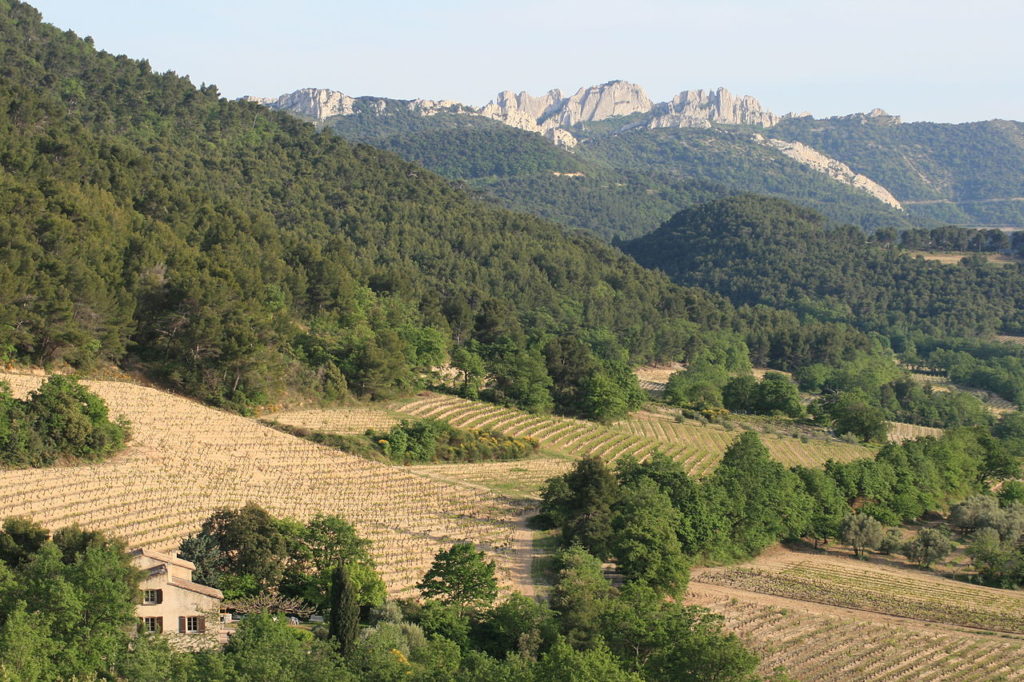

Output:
xmin=0 ymin=373 xmax=526 ymax=598
xmin=689 ymin=545 xmax=1024 ymax=680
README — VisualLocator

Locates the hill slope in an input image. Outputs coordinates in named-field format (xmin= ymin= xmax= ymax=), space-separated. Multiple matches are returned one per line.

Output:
xmin=0 ymin=372 xmax=525 ymax=595
xmin=0 ymin=1 xmax=737 ymax=409
xmin=775 ymin=114 xmax=1024 ymax=226
xmin=623 ymin=195 xmax=1024 ymax=338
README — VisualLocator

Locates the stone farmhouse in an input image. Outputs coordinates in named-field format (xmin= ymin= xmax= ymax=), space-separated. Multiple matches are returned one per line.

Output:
xmin=131 ymin=548 xmax=223 ymax=638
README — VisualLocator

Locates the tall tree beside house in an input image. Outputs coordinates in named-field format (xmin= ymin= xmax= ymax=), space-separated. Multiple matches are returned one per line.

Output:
xmin=0 ymin=538 xmax=141 ymax=680
xmin=327 ymin=560 xmax=360 ymax=657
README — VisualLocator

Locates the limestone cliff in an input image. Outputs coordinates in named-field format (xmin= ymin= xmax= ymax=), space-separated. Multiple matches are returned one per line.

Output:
xmin=756 ymin=135 xmax=903 ymax=209
xmin=244 ymin=88 xmax=356 ymax=120
xmin=649 ymin=88 xmax=779 ymax=129
xmin=248 ymin=81 xmax=781 ymax=148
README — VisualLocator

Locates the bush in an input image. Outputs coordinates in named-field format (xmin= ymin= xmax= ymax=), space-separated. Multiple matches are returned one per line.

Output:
xmin=368 ymin=419 xmax=538 ymax=464
xmin=0 ymin=376 xmax=127 ymax=468
xmin=901 ymin=528 xmax=953 ymax=568
xmin=878 ymin=529 xmax=902 ymax=555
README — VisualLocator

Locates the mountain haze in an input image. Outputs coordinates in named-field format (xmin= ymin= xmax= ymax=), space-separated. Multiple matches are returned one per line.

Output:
xmin=0 ymin=1 xmax=733 ymax=410
xmin=253 ymin=80 xmax=1024 ymax=234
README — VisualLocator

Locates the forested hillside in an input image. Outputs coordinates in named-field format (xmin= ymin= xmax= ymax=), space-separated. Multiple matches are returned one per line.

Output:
xmin=317 ymin=106 xmax=916 ymax=238
xmin=322 ymin=108 xmax=727 ymax=240
xmin=774 ymin=115 xmax=1024 ymax=226
xmin=0 ymin=1 xmax=738 ymax=411
xmin=623 ymin=195 xmax=1024 ymax=338
xmin=2 ymin=1 xmax=906 ymax=419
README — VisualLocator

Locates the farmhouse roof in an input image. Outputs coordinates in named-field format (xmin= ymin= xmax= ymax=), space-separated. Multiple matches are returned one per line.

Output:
xmin=130 ymin=547 xmax=196 ymax=571
xmin=169 ymin=576 xmax=224 ymax=600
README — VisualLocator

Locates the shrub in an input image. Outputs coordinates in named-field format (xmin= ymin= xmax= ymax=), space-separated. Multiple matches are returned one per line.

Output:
xmin=368 ymin=419 xmax=538 ymax=464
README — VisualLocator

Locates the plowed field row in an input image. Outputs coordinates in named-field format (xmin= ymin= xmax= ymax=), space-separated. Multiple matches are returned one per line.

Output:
xmin=690 ymin=586 xmax=1024 ymax=681
xmin=0 ymin=374 xmax=523 ymax=597
xmin=694 ymin=550 xmax=1024 ymax=635
xmin=396 ymin=394 xmax=706 ymax=471
xmin=619 ymin=417 xmax=872 ymax=469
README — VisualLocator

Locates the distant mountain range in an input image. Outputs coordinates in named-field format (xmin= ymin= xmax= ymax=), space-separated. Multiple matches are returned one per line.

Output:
xmin=247 ymin=81 xmax=1024 ymax=236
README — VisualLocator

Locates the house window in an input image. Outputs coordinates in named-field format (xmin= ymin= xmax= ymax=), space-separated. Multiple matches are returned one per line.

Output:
xmin=181 ymin=616 xmax=205 ymax=634
xmin=141 ymin=617 xmax=162 ymax=633
xmin=142 ymin=589 xmax=162 ymax=605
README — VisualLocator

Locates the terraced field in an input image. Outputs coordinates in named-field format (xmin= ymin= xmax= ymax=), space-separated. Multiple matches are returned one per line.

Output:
xmin=689 ymin=584 xmax=1024 ymax=681
xmin=887 ymin=421 xmax=944 ymax=443
xmin=397 ymin=393 xmax=688 ymax=466
xmin=0 ymin=374 xmax=526 ymax=596
xmin=397 ymin=393 xmax=872 ymax=473
xmin=690 ymin=547 xmax=1024 ymax=680
xmin=619 ymin=414 xmax=871 ymax=473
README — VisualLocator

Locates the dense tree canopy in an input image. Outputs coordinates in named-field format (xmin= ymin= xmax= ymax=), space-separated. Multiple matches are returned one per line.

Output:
xmin=624 ymin=195 xmax=1024 ymax=339
xmin=0 ymin=376 xmax=126 ymax=468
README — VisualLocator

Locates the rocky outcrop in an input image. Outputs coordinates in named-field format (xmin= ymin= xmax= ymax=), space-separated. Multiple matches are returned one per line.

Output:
xmin=479 ymin=89 xmax=564 ymax=131
xmin=245 ymin=88 xmax=473 ymax=122
xmin=245 ymin=81 xmax=845 ymax=149
xmin=555 ymin=81 xmax=653 ymax=127
xmin=244 ymin=88 xmax=356 ymax=120
xmin=649 ymin=88 xmax=779 ymax=129
xmin=757 ymin=135 xmax=903 ymax=209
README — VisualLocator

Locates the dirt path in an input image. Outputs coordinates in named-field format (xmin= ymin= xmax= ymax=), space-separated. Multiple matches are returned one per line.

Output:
xmin=507 ymin=509 xmax=540 ymax=598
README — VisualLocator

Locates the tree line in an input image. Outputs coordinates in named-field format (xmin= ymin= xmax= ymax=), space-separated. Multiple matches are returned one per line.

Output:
xmin=0 ymin=504 xmax=761 ymax=681
xmin=541 ymin=425 xmax=1020 ymax=578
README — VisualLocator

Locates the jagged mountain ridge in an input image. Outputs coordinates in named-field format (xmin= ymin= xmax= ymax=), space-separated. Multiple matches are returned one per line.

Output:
xmin=249 ymin=79 xmax=1024 ymax=230
xmin=247 ymin=80 xmax=790 ymax=147
xmin=248 ymin=81 xmax=910 ymax=226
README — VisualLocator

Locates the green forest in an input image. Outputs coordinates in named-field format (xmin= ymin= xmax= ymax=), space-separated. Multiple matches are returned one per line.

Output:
xmin=774 ymin=114 xmax=1024 ymax=225
xmin=0 ymin=1 xmax=910 ymax=424
xmin=0 ymin=0 xmax=741 ymax=414
xmin=623 ymin=195 xmax=1024 ymax=339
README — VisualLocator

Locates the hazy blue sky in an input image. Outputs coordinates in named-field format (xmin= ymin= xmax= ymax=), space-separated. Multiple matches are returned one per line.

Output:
xmin=28 ymin=0 xmax=1024 ymax=122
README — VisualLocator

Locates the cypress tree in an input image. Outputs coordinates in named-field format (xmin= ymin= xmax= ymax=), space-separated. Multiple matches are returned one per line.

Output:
xmin=327 ymin=560 xmax=359 ymax=656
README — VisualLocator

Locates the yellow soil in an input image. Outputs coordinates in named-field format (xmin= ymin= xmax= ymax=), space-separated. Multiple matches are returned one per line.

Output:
xmin=266 ymin=407 xmax=402 ymax=434
xmin=0 ymin=373 xmax=526 ymax=597
xmin=689 ymin=545 xmax=1024 ymax=680
xmin=909 ymin=250 xmax=1021 ymax=266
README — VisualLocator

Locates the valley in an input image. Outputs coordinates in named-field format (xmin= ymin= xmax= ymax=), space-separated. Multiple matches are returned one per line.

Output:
xmin=3 ymin=1 xmax=1024 ymax=678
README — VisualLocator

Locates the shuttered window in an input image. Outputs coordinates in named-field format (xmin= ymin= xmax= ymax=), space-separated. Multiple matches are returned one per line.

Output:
xmin=180 ymin=616 xmax=206 ymax=634
xmin=142 ymin=589 xmax=162 ymax=604
xmin=140 ymin=617 xmax=162 ymax=633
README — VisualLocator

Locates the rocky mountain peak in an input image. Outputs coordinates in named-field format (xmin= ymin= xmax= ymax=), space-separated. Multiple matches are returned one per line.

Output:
xmin=244 ymin=88 xmax=355 ymax=121
xmin=246 ymin=81 xmax=785 ymax=148
xmin=650 ymin=87 xmax=779 ymax=129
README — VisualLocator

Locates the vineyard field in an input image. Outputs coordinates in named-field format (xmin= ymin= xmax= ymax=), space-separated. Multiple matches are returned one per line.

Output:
xmin=689 ymin=583 xmax=1024 ymax=681
xmin=887 ymin=421 xmax=944 ymax=443
xmin=266 ymin=407 xmax=403 ymax=434
xmin=394 ymin=393 xmax=874 ymax=476
xmin=694 ymin=547 xmax=1024 ymax=635
xmin=0 ymin=374 xmax=527 ymax=596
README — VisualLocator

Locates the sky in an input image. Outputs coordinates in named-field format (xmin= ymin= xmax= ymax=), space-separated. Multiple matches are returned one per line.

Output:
xmin=26 ymin=0 xmax=1024 ymax=123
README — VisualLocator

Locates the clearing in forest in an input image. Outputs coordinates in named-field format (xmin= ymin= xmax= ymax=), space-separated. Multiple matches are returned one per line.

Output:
xmin=908 ymin=250 xmax=1021 ymax=266
xmin=0 ymin=373 xmax=527 ymax=597
xmin=886 ymin=421 xmax=943 ymax=443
